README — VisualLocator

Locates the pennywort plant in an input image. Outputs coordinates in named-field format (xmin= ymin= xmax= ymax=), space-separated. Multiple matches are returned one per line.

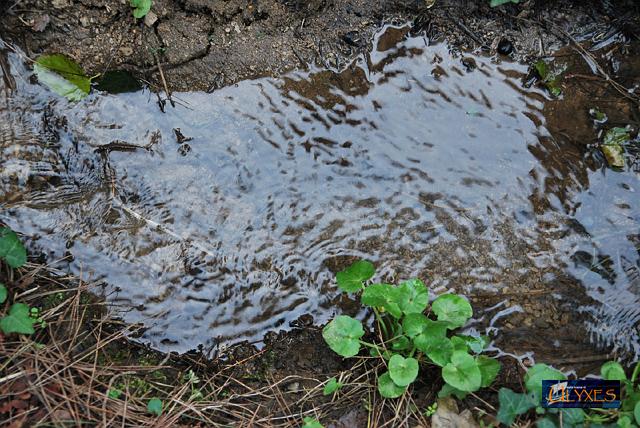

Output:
xmin=322 ymin=260 xmax=501 ymax=399
xmin=497 ymin=360 xmax=640 ymax=427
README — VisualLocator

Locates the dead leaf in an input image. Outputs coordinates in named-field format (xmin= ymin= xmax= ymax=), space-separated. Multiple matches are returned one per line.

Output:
xmin=0 ymin=399 xmax=27 ymax=413
xmin=32 ymin=15 xmax=50 ymax=32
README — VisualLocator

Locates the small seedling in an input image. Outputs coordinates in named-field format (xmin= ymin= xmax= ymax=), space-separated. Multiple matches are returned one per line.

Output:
xmin=322 ymin=260 xmax=501 ymax=399
xmin=302 ymin=417 xmax=324 ymax=428
xmin=147 ymin=398 xmax=163 ymax=416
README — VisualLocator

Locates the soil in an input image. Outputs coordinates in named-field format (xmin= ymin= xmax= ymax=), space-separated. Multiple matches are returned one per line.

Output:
xmin=1 ymin=0 xmax=638 ymax=92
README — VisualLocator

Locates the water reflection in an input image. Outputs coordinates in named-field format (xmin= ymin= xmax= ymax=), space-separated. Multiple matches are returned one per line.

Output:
xmin=0 ymin=26 xmax=638 ymax=358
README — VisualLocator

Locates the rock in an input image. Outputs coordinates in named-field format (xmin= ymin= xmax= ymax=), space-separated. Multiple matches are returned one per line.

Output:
xmin=431 ymin=397 xmax=480 ymax=428
xmin=144 ymin=11 xmax=158 ymax=27
xmin=119 ymin=46 xmax=134 ymax=56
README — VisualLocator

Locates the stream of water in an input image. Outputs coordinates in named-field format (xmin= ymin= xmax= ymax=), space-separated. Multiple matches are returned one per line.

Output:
xmin=1 ymin=25 xmax=638 ymax=358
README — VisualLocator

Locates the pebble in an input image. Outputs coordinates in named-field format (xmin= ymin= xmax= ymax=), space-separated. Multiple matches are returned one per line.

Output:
xmin=497 ymin=38 xmax=514 ymax=55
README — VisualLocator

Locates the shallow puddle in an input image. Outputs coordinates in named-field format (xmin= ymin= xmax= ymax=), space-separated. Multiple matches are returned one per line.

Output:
xmin=1 ymin=25 xmax=638 ymax=359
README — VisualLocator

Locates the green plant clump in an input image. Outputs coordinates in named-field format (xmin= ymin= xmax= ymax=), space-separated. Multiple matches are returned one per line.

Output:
xmin=497 ymin=360 xmax=640 ymax=427
xmin=322 ymin=260 xmax=501 ymax=399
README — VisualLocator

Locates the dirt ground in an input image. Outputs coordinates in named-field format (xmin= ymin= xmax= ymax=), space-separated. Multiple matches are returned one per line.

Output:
xmin=1 ymin=0 xmax=638 ymax=92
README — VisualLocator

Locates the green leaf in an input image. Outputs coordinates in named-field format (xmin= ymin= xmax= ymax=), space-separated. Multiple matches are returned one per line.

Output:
xmin=0 ymin=303 xmax=36 ymax=335
xmin=107 ymin=389 xmax=122 ymax=399
xmin=442 ymin=351 xmax=482 ymax=392
xmin=477 ymin=355 xmax=501 ymax=387
xmin=388 ymin=355 xmax=419 ymax=387
xmin=0 ymin=283 xmax=6 ymax=304
xmin=601 ymin=361 xmax=627 ymax=381
xmin=130 ymin=0 xmax=152 ymax=18
xmin=302 ymin=417 xmax=324 ymax=428
xmin=432 ymin=294 xmax=473 ymax=329
xmin=524 ymin=364 xmax=566 ymax=402
xmin=391 ymin=335 xmax=411 ymax=351
xmin=402 ymin=313 xmax=447 ymax=339
xmin=396 ymin=279 xmax=429 ymax=315
xmin=534 ymin=60 xmax=550 ymax=80
xmin=421 ymin=336 xmax=454 ymax=367
xmin=0 ymin=227 xmax=27 ymax=268
xmin=561 ymin=408 xmax=585 ymax=425
xmin=322 ymin=315 xmax=364 ymax=357
xmin=634 ymin=401 xmax=640 ymax=426
xmin=438 ymin=383 xmax=468 ymax=400
xmin=490 ymin=0 xmax=519 ymax=6
xmin=496 ymin=388 xmax=537 ymax=426
xmin=451 ymin=336 xmax=469 ymax=353
xmin=361 ymin=283 xmax=401 ymax=318
xmin=33 ymin=54 xmax=91 ymax=101
xmin=601 ymin=127 xmax=630 ymax=169
xmin=147 ymin=398 xmax=163 ymax=416
xmin=617 ymin=416 xmax=633 ymax=428
xmin=377 ymin=371 xmax=406 ymax=398
xmin=336 ymin=260 xmax=375 ymax=292
xmin=323 ymin=377 xmax=343 ymax=396
xmin=536 ymin=417 xmax=557 ymax=428
xmin=457 ymin=335 xmax=489 ymax=354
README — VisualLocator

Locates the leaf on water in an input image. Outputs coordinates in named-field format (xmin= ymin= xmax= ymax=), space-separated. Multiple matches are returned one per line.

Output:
xmin=432 ymin=294 xmax=473 ymax=329
xmin=130 ymin=0 xmax=152 ymax=18
xmin=0 ymin=303 xmax=36 ymax=335
xmin=388 ymin=355 xmax=419 ymax=387
xmin=95 ymin=70 xmax=142 ymax=94
xmin=361 ymin=283 xmax=401 ymax=318
xmin=147 ymin=398 xmax=163 ymax=416
xmin=377 ymin=371 xmax=406 ymax=398
xmin=0 ymin=227 xmax=27 ymax=268
xmin=496 ymin=388 xmax=537 ymax=426
xmin=442 ymin=351 xmax=481 ymax=392
xmin=601 ymin=127 xmax=631 ymax=169
xmin=322 ymin=315 xmax=364 ymax=357
xmin=323 ymin=377 xmax=343 ymax=396
xmin=524 ymin=363 xmax=566 ymax=401
xmin=33 ymin=54 xmax=91 ymax=101
xmin=396 ymin=279 xmax=429 ymax=315
xmin=0 ymin=283 xmax=6 ymax=304
xmin=477 ymin=355 xmax=501 ymax=387
xmin=600 ymin=361 xmax=626 ymax=381
xmin=336 ymin=260 xmax=375 ymax=292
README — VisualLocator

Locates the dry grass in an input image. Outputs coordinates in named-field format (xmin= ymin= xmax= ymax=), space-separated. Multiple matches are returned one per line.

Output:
xmin=0 ymin=263 xmax=432 ymax=427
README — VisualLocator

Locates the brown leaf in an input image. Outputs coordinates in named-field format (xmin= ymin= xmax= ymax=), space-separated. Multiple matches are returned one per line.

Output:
xmin=0 ymin=399 xmax=27 ymax=413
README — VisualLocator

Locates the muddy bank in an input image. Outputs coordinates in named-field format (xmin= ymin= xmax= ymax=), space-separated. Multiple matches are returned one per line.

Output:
xmin=1 ymin=0 xmax=638 ymax=92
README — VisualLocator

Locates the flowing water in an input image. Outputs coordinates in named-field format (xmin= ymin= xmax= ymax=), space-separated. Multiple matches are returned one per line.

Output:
xmin=1 ymin=25 xmax=639 ymax=359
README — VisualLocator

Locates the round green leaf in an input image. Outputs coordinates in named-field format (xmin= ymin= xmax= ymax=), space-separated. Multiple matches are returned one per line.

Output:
xmin=442 ymin=351 xmax=482 ymax=392
xmin=397 ymin=279 xmax=429 ymax=315
xmin=336 ymin=260 xmax=375 ymax=292
xmin=147 ymin=398 xmax=163 ymax=416
xmin=417 ymin=336 xmax=454 ymax=367
xmin=391 ymin=335 xmax=410 ymax=351
xmin=457 ymin=334 xmax=489 ymax=354
xmin=524 ymin=364 xmax=566 ymax=401
xmin=33 ymin=54 xmax=91 ymax=101
xmin=601 ymin=361 xmax=627 ymax=381
xmin=0 ymin=283 xmax=7 ymax=304
xmin=0 ymin=227 xmax=27 ymax=268
xmin=322 ymin=315 xmax=364 ymax=357
xmin=130 ymin=0 xmax=152 ymax=18
xmin=432 ymin=294 xmax=473 ymax=329
xmin=361 ymin=283 xmax=401 ymax=318
xmin=389 ymin=355 xmax=419 ymax=387
xmin=377 ymin=371 xmax=406 ymax=398
xmin=477 ymin=355 xmax=501 ymax=387
xmin=302 ymin=417 xmax=324 ymax=428
xmin=0 ymin=303 xmax=36 ymax=335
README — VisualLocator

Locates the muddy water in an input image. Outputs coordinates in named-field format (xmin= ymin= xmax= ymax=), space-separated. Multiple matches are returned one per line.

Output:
xmin=1 ymin=26 xmax=639 ymax=358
